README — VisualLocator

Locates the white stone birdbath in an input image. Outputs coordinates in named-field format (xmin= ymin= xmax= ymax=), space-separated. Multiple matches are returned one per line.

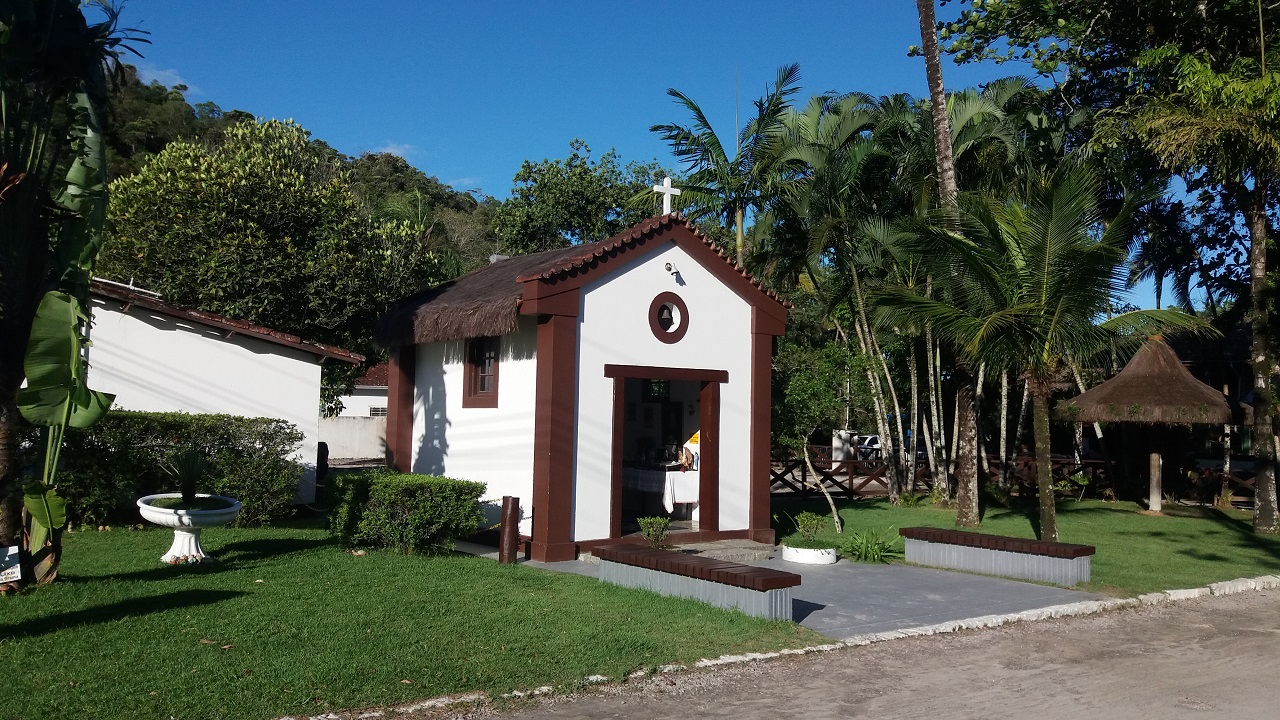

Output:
xmin=137 ymin=493 xmax=242 ymax=563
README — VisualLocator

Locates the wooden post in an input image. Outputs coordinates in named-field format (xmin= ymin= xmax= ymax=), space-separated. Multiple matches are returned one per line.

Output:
xmin=1149 ymin=452 xmax=1163 ymax=513
xmin=498 ymin=496 xmax=519 ymax=564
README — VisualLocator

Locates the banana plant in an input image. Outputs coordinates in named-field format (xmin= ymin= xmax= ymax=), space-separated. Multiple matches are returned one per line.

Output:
xmin=12 ymin=91 xmax=114 ymax=585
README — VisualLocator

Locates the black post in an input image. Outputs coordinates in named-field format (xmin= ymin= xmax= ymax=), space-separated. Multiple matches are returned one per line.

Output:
xmin=498 ymin=496 xmax=519 ymax=564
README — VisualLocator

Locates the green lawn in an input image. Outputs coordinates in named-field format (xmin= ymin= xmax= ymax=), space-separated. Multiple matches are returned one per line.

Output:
xmin=2 ymin=524 xmax=821 ymax=720
xmin=776 ymin=497 xmax=1280 ymax=595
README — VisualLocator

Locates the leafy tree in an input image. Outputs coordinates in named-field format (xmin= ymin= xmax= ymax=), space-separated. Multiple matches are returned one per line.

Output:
xmin=435 ymin=197 xmax=502 ymax=274
xmin=494 ymin=139 xmax=669 ymax=254
xmin=652 ymin=64 xmax=802 ymax=266
xmin=100 ymin=119 xmax=448 ymax=403
xmin=773 ymin=323 xmax=870 ymax=534
xmin=102 ymin=64 xmax=252 ymax=180
xmin=347 ymin=152 xmax=491 ymax=274
xmin=347 ymin=151 xmax=477 ymax=222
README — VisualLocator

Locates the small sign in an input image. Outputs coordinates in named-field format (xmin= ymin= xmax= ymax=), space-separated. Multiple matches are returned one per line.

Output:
xmin=0 ymin=545 xmax=20 ymax=584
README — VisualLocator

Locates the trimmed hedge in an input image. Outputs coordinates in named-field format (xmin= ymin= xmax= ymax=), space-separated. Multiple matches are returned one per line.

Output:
xmin=329 ymin=470 xmax=486 ymax=553
xmin=21 ymin=411 xmax=303 ymax=527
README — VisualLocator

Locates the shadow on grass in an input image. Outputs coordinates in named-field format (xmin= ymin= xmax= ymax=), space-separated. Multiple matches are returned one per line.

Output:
xmin=216 ymin=535 xmax=338 ymax=563
xmin=1202 ymin=507 xmax=1280 ymax=563
xmin=0 ymin=589 xmax=246 ymax=641
xmin=1178 ymin=549 xmax=1232 ymax=562
xmin=62 ymin=536 xmax=339 ymax=584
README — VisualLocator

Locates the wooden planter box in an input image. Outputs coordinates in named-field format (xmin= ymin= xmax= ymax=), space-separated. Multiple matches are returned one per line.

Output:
xmin=593 ymin=544 xmax=800 ymax=620
xmin=899 ymin=527 xmax=1094 ymax=586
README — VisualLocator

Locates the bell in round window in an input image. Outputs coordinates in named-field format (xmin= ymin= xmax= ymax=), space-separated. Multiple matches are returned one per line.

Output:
xmin=648 ymin=292 xmax=689 ymax=343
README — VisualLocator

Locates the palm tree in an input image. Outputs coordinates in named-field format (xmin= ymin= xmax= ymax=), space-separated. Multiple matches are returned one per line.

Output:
xmin=877 ymin=163 xmax=1205 ymax=541
xmin=651 ymin=64 xmax=802 ymax=266
xmin=914 ymin=0 xmax=958 ymax=205
xmin=1132 ymin=54 xmax=1280 ymax=533
xmin=753 ymin=82 xmax=1037 ymax=518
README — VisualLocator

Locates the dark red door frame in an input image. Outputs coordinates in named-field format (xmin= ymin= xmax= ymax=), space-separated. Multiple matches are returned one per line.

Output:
xmin=604 ymin=364 xmax=724 ymax=538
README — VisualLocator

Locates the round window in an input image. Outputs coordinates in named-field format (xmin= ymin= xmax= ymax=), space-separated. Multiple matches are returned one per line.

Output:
xmin=649 ymin=292 xmax=689 ymax=344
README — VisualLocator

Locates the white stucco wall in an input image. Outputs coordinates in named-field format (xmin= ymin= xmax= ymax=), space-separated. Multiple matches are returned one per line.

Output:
xmin=336 ymin=387 xmax=388 ymax=417
xmin=318 ymin=416 xmax=385 ymax=459
xmin=411 ymin=316 xmax=538 ymax=534
xmin=87 ymin=297 xmax=324 ymax=502
xmin=574 ymin=242 xmax=755 ymax=541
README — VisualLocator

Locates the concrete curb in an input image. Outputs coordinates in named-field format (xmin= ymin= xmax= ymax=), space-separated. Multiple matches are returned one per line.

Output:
xmin=278 ymin=572 xmax=1278 ymax=720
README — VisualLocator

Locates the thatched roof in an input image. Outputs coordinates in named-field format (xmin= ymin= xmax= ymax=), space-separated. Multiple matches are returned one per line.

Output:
xmin=1058 ymin=338 xmax=1232 ymax=425
xmin=374 ymin=214 xmax=786 ymax=347
xmin=374 ymin=244 xmax=589 ymax=347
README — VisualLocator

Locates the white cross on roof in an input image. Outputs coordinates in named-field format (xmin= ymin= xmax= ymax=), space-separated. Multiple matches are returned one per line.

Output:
xmin=652 ymin=176 xmax=682 ymax=215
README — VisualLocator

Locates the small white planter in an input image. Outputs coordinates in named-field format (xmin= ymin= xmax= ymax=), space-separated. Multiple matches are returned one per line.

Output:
xmin=781 ymin=545 xmax=839 ymax=565
xmin=137 ymin=493 xmax=242 ymax=563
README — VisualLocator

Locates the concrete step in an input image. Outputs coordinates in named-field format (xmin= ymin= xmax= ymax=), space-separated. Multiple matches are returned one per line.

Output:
xmin=579 ymin=539 xmax=777 ymax=564
xmin=674 ymin=539 xmax=776 ymax=562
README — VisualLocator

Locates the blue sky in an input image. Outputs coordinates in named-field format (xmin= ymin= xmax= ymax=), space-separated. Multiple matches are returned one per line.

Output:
xmin=117 ymin=1 xmax=1163 ymax=307
xmin=120 ymin=2 xmax=1014 ymax=193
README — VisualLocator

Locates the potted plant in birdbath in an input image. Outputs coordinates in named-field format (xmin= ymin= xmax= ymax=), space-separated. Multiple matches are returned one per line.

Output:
xmin=137 ymin=448 xmax=241 ymax=564
xmin=780 ymin=511 xmax=838 ymax=565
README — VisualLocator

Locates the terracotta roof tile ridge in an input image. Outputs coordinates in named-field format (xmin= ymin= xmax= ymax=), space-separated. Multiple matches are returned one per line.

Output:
xmin=513 ymin=213 xmax=789 ymax=306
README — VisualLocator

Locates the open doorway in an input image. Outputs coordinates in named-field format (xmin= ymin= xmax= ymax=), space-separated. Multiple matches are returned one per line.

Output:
xmin=616 ymin=377 xmax=701 ymax=535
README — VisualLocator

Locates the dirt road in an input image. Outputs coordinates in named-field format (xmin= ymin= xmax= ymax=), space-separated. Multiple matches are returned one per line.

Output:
xmin=480 ymin=590 xmax=1280 ymax=720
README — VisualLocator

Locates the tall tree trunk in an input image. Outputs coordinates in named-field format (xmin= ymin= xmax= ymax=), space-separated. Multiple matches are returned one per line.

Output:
xmin=1030 ymin=379 xmax=1059 ymax=542
xmin=975 ymin=363 xmax=990 ymax=476
xmin=908 ymin=344 xmax=921 ymax=491
xmin=917 ymin=342 xmax=938 ymax=480
xmin=0 ymin=302 xmax=38 ymax=591
xmin=1009 ymin=378 xmax=1030 ymax=486
xmin=850 ymin=272 xmax=903 ymax=500
xmin=949 ymin=382 xmax=961 ymax=478
xmin=953 ymin=363 xmax=980 ymax=527
xmin=0 ymin=202 xmax=50 ymax=571
xmin=915 ymin=0 xmax=959 ymax=205
xmin=1244 ymin=185 xmax=1278 ymax=533
xmin=735 ymin=205 xmax=746 ymax=267
xmin=998 ymin=370 xmax=1009 ymax=482
xmin=927 ymin=330 xmax=948 ymax=495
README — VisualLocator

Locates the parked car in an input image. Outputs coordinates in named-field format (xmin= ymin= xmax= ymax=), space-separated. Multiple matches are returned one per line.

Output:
xmin=857 ymin=434 xmax=883 ymax=460
xmin=858 ymin=434 xmax=931 ymax=462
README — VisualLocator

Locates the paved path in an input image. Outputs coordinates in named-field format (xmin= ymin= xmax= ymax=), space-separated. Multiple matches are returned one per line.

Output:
xmin=489 ymin=590 xmax=1280 ymax=720
xmin=745 ymin=556 xmax=1098 ymax=639
xmin=520 ymin=551 xmax=1099 ymax=640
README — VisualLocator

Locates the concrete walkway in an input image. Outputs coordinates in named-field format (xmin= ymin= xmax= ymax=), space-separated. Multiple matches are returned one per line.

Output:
xmin=456 ymin=542 xmax=1101 ymax=641
xmin=743 ymin=555 xmax=1100 ymax=639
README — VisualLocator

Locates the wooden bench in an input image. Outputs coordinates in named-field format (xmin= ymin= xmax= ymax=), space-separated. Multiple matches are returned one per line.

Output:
xmin=593 ymin=544 xmax=800 ymax=620
xmin=899 ymin=527 xmax=1095 ymax=586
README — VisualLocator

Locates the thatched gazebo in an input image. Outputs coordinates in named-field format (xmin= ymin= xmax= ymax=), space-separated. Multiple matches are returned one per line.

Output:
xmin=1059 ymin=337 xmax=1231 ymax=512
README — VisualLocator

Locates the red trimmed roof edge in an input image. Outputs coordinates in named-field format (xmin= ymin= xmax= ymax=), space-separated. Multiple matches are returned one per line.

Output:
xmin=90 ymin=280 xmax=365 ymax=364
xmin=514 ymin=213 xmax=791 ymax=308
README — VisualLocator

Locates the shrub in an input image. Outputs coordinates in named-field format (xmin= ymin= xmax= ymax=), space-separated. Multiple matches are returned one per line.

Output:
xmin=793 ymin=511 xmax=827 ymax=542
xmin=329 ymin=470 xmax=485 ymax=553
xmin=842 ymin=528 xmax=903 ymax=564
xmin=898 ymin=491 xmax=927 ymax=508
xmin=23 ymin=411 xmax=303 ymax=527
xmin=636 ymin=516 xmax=671 ymax=548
